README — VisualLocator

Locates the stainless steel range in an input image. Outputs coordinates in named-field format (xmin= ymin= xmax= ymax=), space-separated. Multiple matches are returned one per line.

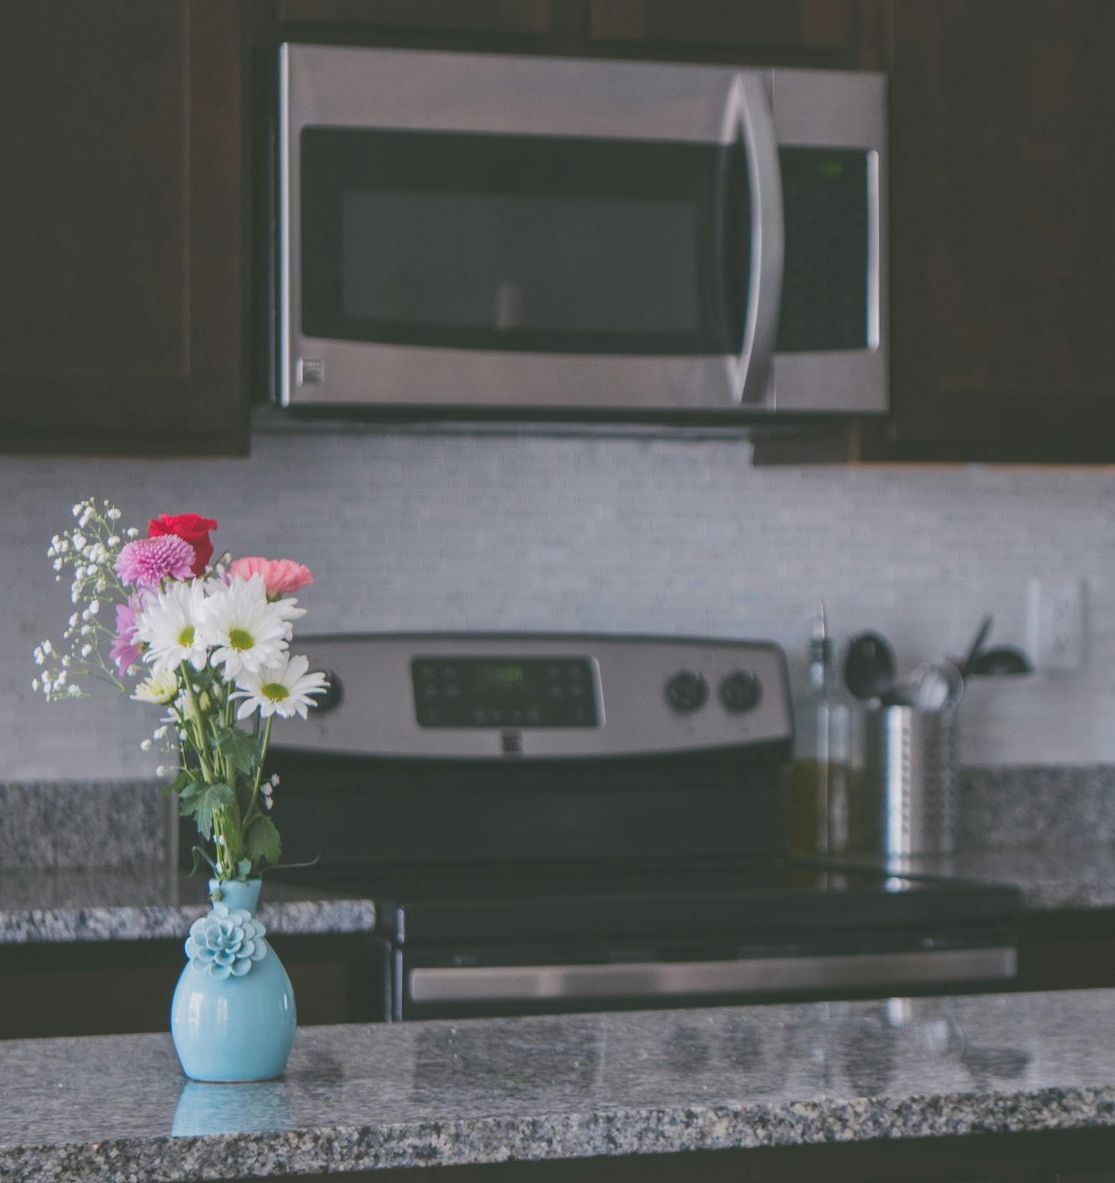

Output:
xmin=247 ymin=633 xmax=1019 ymax=1021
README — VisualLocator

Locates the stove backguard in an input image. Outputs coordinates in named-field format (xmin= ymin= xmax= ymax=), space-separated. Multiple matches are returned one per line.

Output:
xmin=250 ymin=742 xmax=792 ymax=873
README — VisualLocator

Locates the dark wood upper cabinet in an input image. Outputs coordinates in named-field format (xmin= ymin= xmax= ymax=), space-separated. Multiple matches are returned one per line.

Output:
xmin=884 ymin=0 xmax=1115 ymax=463
xmin=755 ymin=0 xmax=1115 ymax=466
xmin=6 ymin=1 xmax=1109 ymax=462
xmin=589 ymin=0 xmax=871 ymax=65
xmin=275 ymin=0 xmax=881 ymax=65
xmin=0 ymin=0 xmax=251 ymax=456
xmin=275 ymin=0 xmax=552 ymax=36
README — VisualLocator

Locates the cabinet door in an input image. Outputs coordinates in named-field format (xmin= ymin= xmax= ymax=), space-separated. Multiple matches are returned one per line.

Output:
xmin=0 ymin=934 xmax=384 ymax=1038
xmin=0 ymin=0 xmax=250 ymax=456
xmin=889 ymin=0 xmax=1115 ymax=462
xmin=590 ymin=0 xmax=880 ymax=66
xmin=276 ymin=0 xmax=552 ymax=36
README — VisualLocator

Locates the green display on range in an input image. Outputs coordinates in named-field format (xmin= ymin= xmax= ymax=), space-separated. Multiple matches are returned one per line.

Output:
xmin=483 ymin=664 xmax=528 ymax=685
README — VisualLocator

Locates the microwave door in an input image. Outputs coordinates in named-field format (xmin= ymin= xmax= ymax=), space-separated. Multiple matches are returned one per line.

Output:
xmin=280 ymin=48 xmax=783 ymax=413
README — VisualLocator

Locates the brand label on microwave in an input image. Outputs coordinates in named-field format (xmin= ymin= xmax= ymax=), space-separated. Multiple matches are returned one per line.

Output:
xmin=298 ymin=358 xmax=325 ymax=386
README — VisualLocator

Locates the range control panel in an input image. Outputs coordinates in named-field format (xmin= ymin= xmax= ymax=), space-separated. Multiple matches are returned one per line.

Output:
xmin=412 ymin=657 xmax=598 ymax=729
xmin=271 ymin=633 xmax=793 ymax=759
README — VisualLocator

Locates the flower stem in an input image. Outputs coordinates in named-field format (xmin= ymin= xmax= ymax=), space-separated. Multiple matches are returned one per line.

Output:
xmin=179 ymin=664 xmax=214 ymax=783
xmin=245 ymin=716 xmax=273 ymax=824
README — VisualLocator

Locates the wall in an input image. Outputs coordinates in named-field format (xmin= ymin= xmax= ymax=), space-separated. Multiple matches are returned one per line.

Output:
xmin=3 ymin=424 xmax=1114 ymax=779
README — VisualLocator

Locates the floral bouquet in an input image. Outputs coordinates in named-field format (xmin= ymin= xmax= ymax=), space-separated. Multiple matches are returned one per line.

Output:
xmin=34 ymin=498 xmax=328 ymax=887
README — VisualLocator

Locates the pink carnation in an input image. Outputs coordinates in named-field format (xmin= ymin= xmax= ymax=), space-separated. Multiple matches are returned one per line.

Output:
xmin=227 ymin=557 xmax=313 ymax=598
xmin=108 ymin=597 xmax=143 ymax=674
xmin=116 ymin=535 xmax=195 ymax=588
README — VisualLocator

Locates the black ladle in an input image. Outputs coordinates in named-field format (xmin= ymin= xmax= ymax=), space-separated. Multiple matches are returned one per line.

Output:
xmin=969 ymin=646 xmax=1033 ymax=676
xmin=959 ymin=614 xmax=994 ymax=680
xmin=843 ymin=631 xmax=898 ymax=702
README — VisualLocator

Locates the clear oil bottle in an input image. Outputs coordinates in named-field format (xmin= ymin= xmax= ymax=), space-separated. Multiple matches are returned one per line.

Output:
xmin=789 ymin=606 xmax=853 ymax=856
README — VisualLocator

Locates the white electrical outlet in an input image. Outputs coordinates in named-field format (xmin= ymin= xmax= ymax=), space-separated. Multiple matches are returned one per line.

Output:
xmin=1026 ymin=576 xmax=1087 ymax=672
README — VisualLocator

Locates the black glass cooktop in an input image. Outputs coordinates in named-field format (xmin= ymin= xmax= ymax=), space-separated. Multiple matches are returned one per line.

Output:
xmin=277 ymin=857 xmax=1023 ymax=947
xmin=285 ymin=856 xmax=951 ymax=899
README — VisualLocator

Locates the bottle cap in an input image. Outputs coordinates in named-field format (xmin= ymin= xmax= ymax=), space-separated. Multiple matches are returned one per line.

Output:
xmin=809 ymin=603 xmax=833 ymax=665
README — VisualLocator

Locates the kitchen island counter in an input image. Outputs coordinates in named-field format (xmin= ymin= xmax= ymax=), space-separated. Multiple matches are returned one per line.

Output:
xmin=6 ymin=989 xmax=1115 ymax=1181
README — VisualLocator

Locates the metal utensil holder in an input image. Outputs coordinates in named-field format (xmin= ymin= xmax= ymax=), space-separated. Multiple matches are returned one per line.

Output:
xmin=861 ymin=705 xmax=958 ymax=856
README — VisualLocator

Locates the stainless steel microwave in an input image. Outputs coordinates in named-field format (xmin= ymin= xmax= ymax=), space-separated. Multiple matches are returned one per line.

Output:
xmin=278 ymin=45 xmax=887 ymax=420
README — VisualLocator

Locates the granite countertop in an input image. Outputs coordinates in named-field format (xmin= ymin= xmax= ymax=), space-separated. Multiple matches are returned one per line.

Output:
xmin=5 ymin=989 xmax=1115 ymax=1180
xmin=0 ymin=866 xmax=375 ymax=944
xmin=843 ymin=846 xmax=1115 ymax=912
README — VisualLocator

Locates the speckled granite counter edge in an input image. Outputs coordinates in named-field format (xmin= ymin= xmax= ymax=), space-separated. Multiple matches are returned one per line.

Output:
xmin=0 ymin=898 xmax=376 ymax=945
xmin=5 ymin=1088 xmax=1115 ymax=1182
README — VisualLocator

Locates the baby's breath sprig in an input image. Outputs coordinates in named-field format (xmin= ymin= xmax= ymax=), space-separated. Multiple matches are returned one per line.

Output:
xmin=34 ymin=498 xmax=136 ymax=701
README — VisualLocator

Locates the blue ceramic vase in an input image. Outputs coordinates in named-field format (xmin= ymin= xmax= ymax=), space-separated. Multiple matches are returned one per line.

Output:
xmin=170 ymin=878 xmax=296 ymax=1082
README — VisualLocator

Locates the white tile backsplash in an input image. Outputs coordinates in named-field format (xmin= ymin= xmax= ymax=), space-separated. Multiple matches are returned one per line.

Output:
xmin=4 ymin=427 xmax=1115 ymax=778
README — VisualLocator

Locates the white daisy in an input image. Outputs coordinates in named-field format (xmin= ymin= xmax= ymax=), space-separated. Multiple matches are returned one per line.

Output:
xmin=231 ymin=654 xmax=328 ymax=721
xmin=273 ymin=594 xmax=306 ymax=639
xmin=132 ymin=669 xmax=179 ymax=706
xmin=134 ymin=580 xmax=210 ymax=673
xmin=201 ymin=574 xmax=297 ymax=678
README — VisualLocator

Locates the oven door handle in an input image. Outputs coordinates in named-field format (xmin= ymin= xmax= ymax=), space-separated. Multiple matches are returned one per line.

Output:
xmin=724 ymin=73 xmax=783 ymax=406
xmin=408 ymin=947 xmax=1017 ymax=1005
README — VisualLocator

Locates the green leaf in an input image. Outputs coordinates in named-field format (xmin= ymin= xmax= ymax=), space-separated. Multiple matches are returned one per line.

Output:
xmin=244 ymin=815 xmax=282 ymax=868
xmin=161 ymin=769 xmax=192 ymax=800
xmin=177 ymin=778 xmax=208 ymax=818
xmin=213 ymin=726 xmax=260 ymax=776
xmin=179 ymin=777 xmax=207 ymax=800
xmin=193 ymin=782 xmax=235 ymax=840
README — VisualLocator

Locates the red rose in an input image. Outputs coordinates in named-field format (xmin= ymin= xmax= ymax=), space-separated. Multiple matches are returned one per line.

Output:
xmin=147 ymin=513 xmax=218 ymax=577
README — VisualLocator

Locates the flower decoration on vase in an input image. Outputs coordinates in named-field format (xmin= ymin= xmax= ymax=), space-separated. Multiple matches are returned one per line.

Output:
xmin=186 ymin=902 xmax=268 ymax=980
xmin=35 ymin=499 xmax=327 ymax=1081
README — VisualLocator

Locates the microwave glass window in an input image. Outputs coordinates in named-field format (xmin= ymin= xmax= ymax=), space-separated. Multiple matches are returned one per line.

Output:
xmin=340 ymin=191 xmax=699 ymax=335
xmin=300 ymin=129 xmax=750 ymax=356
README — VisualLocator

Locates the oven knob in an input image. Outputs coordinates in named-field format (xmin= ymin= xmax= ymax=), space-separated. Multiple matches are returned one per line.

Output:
xmin=719 ymin=670 xmax=762 ymax=714
xmin=314 ymin=671 xmax=344 ymax=714
xmin=665 ymin=670 xmax=708 ymax=714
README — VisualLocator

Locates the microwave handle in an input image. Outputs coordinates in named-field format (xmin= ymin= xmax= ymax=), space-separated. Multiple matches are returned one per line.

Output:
xmin=723 ymin=74 xmax=784 ymax=405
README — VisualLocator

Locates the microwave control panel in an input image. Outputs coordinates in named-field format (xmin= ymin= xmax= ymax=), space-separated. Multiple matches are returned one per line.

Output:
xmin=777 ymin=147 xmax=869 ymax=353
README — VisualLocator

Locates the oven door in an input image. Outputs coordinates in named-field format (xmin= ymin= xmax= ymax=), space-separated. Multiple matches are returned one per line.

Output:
xmin=279 ymin=45 xmax=781 ymax=413
xmin=392 ymin=933 xmax=1018 ymax=1021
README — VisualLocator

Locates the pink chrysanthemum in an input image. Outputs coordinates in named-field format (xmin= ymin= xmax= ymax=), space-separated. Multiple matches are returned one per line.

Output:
xmin=116 ymin=535 xmax=195 ymax=589
xmin=108 ymin=597 xmax=143 ymax=673
xmin=227 ymin=557 xmax=313 ymax=598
